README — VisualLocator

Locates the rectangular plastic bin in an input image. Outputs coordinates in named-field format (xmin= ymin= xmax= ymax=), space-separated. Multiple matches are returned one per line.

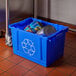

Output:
xmin=9 ymin=17 xmax=68 ymax=67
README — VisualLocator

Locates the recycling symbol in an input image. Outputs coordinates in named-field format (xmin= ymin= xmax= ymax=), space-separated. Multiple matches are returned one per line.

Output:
xmin=22 ymin=39 xmax=35 ymax=56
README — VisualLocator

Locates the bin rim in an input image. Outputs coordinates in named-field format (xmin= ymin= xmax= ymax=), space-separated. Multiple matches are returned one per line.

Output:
xmin=9 ymin=17 xmax=68 ymax=38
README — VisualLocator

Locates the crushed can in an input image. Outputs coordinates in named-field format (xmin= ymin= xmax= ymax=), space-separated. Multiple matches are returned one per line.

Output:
xmin=37 ymin=25 xmax=56 ymax=36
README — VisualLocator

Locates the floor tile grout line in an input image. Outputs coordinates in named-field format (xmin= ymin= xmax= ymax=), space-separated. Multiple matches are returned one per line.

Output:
xmin=65 ymin=62 xmax=76 ymax=67
xmin=28 ymin=65 xmax=56 ymax=76
xmin=0 ymin=44 xmax=12 ymax=49
xmin=19 ymin=62 xmax=37 ymax=70
xmin=19 ymin=61 xmax=38 ymax=71
xmin=21 ymin=65 xmax=38 ymax=76
xmin=65 ymin=39 xmax=76 ymax=43
xmin=59 ymin=55 xmax=74 ymax=65
xmin=8 ymin=55 xmax=38 ymax=69
xmin=0 ymin=62 xmax=17 ymax=72
xmin=61 ymin=61 xmax=76 ymax=68
xmin=64 ymin=50 xmax=76 ymax=59
xmin=56 ymin=64 xmax=76 ymax=75
xmin=22 ymin=70 xmax=32 ymax=76
xmin=0 ymin=71 xmax=13 ymax=76
xmin=0 ymin=60 xmax=27 ymax=76
xmin=46 ymin=69 xmax=55 ymax=76
xmin=12 ymin=59 xmax=25 ymax=65
xmin=28 ymin=70 xmax=42 ymax=76
xmin=0 ymin=68 xmax=5 ymax=73
xmin=47 ymin=56 xmax=75 ymax=75
xmin=0 ymin=47 xmax=8 ymax=51
xmin=65 ymin=39 xmax=75 ymax=42
xmin=1 ymin=56 xmax=74 ymax=76
xmin=7 ymin=56 xmax=38 ymax=66
xmin=63 ymin=52 xmax=76 ymax=65
xmin=1 ymin=54 xmax=73 ymax=70
xmin=5 ymin=57 xmax=39 ymax=76
xmin=0 ymin=57 xmax=25 ymax=72
xmin=0 ymin=55 xmax=15 ymax=62
xmin=0 ymin=47 xmax=12 ymax=52
xmin=4 ymin=56 xmax=26 ymax=66
xmin=5 ymin=56 xmax=25 ymax=64
xmin=0 ymin=50 xmax=74 ymax=69
xmin=65 ymin=45 xmax=76 ymax=50
xmin=0 ymin=64 xmax=29 ymax=76
xmin=1 ymin=58 xmax=38 ymax=75
xmin=22 ymin=65 xmax=38 ymax=76
xmin=45 ymin=68 xmax=56 ymax=76
xmin=69 ymin=69 xmax=76 ymax=76
xmin=0 ymin=54 xmax=37 ymax=70
xmin=52 ymin=68 xmax=70 ymax=76
xmin=64 ymin=54 xmax=74 ymax=59
xmin=65 ymin=44 xmax=76 ymax=50
xmin=64 ymin=54 xmax=75 ymax=60
xmin=4 ymin=52 xmax=24 ymax=59
xmin=66 ymin=40 xmax=75 ymax=43
xmin=0 ymin=50 xmax=19 ymax=62
xmin=27 ymin=70 xmax=42 ymax=76
xmin=0 ymin=56 xmax=9 ymax=62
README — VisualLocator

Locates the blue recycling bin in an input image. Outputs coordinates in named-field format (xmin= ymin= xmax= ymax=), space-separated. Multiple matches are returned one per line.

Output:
xmin=9 ymin=17 xmax=68 ymax=67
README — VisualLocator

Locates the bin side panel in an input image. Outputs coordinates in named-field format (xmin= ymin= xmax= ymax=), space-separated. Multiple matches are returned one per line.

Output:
xmin=47 ymin=32 xmax=66 ymax=66
xmin=18 ymin=31 xmax=42 ymax=60
xmin=55 ymin=32 xmax=66 ymax=58
xmin=47 ymin=39 xmax=55 ymax=66
xmin=42 ymin=37 xmax=47 ymax=62
xmin=11 ymin=28 xmax=18 ymax=51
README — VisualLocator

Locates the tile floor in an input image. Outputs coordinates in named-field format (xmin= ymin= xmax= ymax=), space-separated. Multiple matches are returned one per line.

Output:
xmin=0 ymin=31 xmax=76 ymax=76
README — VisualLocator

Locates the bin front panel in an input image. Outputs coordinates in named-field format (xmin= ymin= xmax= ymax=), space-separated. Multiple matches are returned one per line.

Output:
xmin=17 ymin=31 xmax=42 ymax=60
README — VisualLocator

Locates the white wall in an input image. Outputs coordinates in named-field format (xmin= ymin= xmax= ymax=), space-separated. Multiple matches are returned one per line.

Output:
xmin=51 ymin=0 xmax=76 ymax=24
xmin=0 ymin=0 xmax=5 ymax=9
xmin=38 ymin=0 xmax=76 ymax=24
xmin=9 ymin=0 xmax=33 ymax=14
xmin=0 ymin=0 xmax=76 ymax=24
xmin=38 ymin=0 xmax=48 ymax=18
xmin=0 ymin=0 xmax=33 ymax=14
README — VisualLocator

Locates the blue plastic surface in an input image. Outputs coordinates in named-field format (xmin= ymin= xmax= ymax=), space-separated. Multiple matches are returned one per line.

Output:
xmin=9 ymin=17 xmax=68 ymax=67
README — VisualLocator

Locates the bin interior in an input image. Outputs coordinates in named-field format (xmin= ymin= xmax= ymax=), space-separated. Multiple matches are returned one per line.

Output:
xmin=9 ymin=17 xmax=68 ymax=36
